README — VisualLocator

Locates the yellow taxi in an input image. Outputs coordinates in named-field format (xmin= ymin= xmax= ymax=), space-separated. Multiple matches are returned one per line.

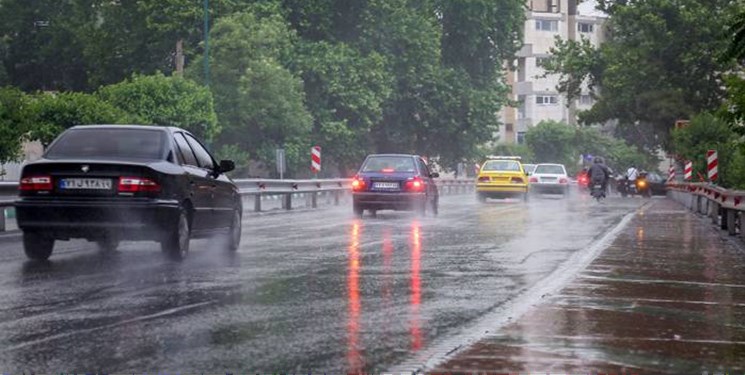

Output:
xmin=475 ymin=156 xmax=529 ymax=202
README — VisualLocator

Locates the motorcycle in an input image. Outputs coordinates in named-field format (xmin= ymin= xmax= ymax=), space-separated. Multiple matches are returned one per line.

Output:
xmin=590 ymin=181 xmax=605 ymax=201
xmin=618 ymin=173 xmax=651 ymax=198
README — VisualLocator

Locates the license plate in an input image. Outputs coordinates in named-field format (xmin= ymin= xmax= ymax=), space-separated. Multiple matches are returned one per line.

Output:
xmin=373 ymin=182 xmax=399 ymax=189
xmin=541 ymin=177 xmax=557 ymax=181
xmin=59 ymin=178 xmax=112 ymax=190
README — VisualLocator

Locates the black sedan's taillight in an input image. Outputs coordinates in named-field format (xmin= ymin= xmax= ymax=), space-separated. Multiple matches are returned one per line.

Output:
xmin=19 ymin=176 xmax=53 ymax=192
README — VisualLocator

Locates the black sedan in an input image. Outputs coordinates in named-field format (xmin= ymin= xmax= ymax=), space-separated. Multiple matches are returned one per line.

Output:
xmin=16 ymin=125 xmax=242 ymax=260
xmin=351 ymin=154 xmax=439 ymax=217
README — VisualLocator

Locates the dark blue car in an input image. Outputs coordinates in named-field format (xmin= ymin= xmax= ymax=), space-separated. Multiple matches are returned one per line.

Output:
xmin=351 ymin=154 xmax=439 ymax=217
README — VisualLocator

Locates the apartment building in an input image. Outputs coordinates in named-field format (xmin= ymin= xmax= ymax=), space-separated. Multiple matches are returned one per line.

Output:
xmin=499 ymin=0 xmax=608 ymax=144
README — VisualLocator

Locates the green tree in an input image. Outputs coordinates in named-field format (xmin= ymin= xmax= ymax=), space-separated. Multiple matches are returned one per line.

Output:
xmin=525 ymin=120 xmax=577 ymax=167
xmin=27 ymin=92 xmax=128 ymax=145
xmin=189 ymin=5 xmax=312 ymax=176
xmin=0 ymin=87 xmax=31 ymax=163
xmin=672 ymin=112 xmax=740 ymax=187
xmin=544 ymin=0 xmax=739 ymax=151
xmin=293 ymin=41 xmax=392 ymax=173
xmin=97 ymin=72 xmax=219 ymax=141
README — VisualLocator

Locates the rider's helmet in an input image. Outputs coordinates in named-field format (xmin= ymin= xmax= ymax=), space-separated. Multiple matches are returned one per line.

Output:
xmin=593 ymin=157 xmax=604 ymax=164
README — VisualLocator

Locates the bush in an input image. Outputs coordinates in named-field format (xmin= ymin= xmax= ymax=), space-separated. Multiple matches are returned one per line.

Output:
xmin=27 ymin=91 xmax=128 ymax=146
xmin=98 ymin=72 xmax=219 ymax=141
xmin=0 ymin=86 xmax=31 ymax=162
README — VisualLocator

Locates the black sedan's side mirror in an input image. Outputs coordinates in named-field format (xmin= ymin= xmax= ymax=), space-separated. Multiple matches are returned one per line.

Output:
xmin=430 ymin=172 xmax=440 ymax=178
xmin=218 ymin=159 xmax=235 ymax=174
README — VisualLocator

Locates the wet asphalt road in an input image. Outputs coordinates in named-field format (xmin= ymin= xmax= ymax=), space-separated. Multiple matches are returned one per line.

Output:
xmin=0 ymin=191 xmax=646 ymax=373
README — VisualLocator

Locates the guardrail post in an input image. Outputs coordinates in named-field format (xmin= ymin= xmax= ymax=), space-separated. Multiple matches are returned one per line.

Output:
xmin=727 ymin=209 xmax=738 ymax=235
xmin=334 ymin=190 xmax=340 ymax=205
xmin=721 ymin=207 xmax=729 ymax=231
xmin=710 ymin=201 xmax=719 ymax=225
xmin=254 ymin=193 xmax=262 ymax=212
xmin=0 ymin=207 xmax=5 ymax=232
xmin=311 ymin=191 xmax=318 ymax=208
xmin=284 ymin=193 xmax=292 ymax=210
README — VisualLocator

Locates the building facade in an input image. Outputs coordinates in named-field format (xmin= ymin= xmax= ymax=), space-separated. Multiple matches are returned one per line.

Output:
xmin=499 ymin=0 xmax=608 ymax=144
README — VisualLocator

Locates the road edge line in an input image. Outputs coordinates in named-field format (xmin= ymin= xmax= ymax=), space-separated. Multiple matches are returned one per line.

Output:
xmin=385 ymin=207 xmax=640 ymax=375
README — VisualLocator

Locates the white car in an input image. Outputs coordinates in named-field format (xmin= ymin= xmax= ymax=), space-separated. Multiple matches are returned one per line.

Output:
xmin=529 ymin=163 xmax=570 ymax=196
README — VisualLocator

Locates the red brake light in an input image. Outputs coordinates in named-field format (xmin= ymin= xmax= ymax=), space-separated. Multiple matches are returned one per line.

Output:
xmin=381 ymin=168 xmax=394 ymax=173
xmin=559 ymin=178 xmax=568 ymax=184
xmin=118 ymin=177 xmax=160 ymax=193
xmin=511 ymin=177 xmax=524 ymax=184
xmin=20 ymin=175 xmax=53 ymax=191
xmin=352 ymin=176 xmax=366 ymax=192
xmin=478 ymin=176 xmax=490 ymax=183
xmin=529 ymin=177 xmax=538 ymax=183
xmin=405 ymin=177 xmax=425 ymax=192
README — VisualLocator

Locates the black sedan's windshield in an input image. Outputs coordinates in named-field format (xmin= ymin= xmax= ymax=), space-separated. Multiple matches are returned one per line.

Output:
xmin=45 ymin=128 xmax=167 ymax=160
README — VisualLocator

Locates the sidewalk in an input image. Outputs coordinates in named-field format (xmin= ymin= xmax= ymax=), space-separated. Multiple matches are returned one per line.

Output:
xmin=429 ymin=199 xmax=745 ymax=374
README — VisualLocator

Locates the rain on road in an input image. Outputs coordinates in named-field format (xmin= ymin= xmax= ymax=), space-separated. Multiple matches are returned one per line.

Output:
xmin=0 ymin=192 xmax=646 ymax=373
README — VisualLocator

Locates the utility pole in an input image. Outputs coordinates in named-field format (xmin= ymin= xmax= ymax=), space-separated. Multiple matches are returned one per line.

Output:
xmin=203 ymin=0 xmax=210 ymax=86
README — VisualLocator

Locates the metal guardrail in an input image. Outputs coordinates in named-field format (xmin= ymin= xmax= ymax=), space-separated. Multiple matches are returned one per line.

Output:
xmin=0 ymin=178 xmax=476 ymax=233
xmin=667 ymin=182 xmax=745 ymax=236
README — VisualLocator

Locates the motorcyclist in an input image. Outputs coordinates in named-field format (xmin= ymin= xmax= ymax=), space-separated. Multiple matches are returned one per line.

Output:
xmin=626 ymin=165 xmax=639 ymax=182
xmin=587 ymin=157 xmax=611 ymax=196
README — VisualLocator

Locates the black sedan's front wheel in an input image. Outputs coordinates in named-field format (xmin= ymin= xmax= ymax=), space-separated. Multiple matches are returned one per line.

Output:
xmin=161 ymin=208 xmax=190 ymax=259
xmin=23 ymin=232 xmax=54 ymax=261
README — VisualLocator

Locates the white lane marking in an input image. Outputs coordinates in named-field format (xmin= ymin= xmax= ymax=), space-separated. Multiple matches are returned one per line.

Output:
xmin=385 ymin=209 xmax=638 ymax=374
xmin=1 ymin=300 xmax=215 ymax=353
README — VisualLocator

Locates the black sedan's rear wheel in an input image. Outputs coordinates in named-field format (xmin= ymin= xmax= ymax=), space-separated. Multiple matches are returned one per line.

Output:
xmin=161 ymin=208 xmax=190 ymax=259
xmin=23 ymin=232 xmax=54 ymax=261
xmin=431 ymin=197 xmax=439 ymax=216
xmin=225 ymin=209 xmax=242 ymax=252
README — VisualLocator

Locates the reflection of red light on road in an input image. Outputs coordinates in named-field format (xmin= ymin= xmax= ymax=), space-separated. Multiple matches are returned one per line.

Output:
xmin=347 ymin=220 xmax=362 ymax=372
xmin=410 ymin=221 xmax=422 ymax=351
xmin=383 ymin=228 xmax=393 ymax=305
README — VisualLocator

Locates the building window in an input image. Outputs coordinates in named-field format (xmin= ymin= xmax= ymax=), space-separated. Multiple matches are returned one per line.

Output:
xmin=535 ymin=19 xmax=559 ymax=32
xmin=517 ymin=132 xmax=527 ymax=145
xmin=530 ymin=0 xmax=560 ymax=13
xmin=536 ymin=95 xmax=559 ymax=105
xmin=579 ymin=94 xmax=594 ymax=105
xmin=506 ymin=123 xmax=514 ymax=132
xmin=578 ymin=22 xmax=594 ymax=33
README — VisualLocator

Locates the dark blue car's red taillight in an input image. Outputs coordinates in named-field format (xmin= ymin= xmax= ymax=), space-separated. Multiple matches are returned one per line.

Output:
xmin=405 ymin=177 xmax=425 ymax=192
xmin=19 ymin=175 xmax=53 ymax=191
xmin=351 ymin=176 xmax=367 ymax=192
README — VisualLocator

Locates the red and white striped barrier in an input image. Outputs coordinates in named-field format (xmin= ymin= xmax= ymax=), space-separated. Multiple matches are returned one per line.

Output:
xmin=311 ymin=146 xmax=321 ymax=174
xmin=667 ymin=165 xmax=675 ymax=182
xmin=707 ymin=150 xmax=718 ymax=182
xmin=684 ymin=161 xmax=693 ymax=181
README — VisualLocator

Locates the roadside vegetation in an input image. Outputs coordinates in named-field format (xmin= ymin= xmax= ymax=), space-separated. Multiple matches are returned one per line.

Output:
xmin=543 ymin=0 xmax=745 ymax=188
xmin=0 ymin=0 xmax=526 ymax=177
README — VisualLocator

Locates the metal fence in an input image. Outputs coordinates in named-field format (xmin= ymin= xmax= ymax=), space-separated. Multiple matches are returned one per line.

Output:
xmin=667 ymin=182 xmax=745 ymax=237
xmin=0 ymin=178 xmax=475 ymax=232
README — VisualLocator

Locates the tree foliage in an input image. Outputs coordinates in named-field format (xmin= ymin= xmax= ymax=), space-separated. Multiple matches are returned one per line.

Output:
xmin=0 ymin=87 xmax=31 ymax=163
xmin=524 ymin=120 xmax=656 ymax=175
xmin=672 ymin=112 xmax=745 ymax=188
xmin=189 ymin=5 xmax=312 ymax=175
xmin=544 ymin=0 xmax=740 ymax=151
xmin=97 ymin=72 xmax=219 ymax=141
xmin=27 ymin=92 xmax=128 ymax=146
xmin=0 ymin=0 xmax=527 ymax=177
